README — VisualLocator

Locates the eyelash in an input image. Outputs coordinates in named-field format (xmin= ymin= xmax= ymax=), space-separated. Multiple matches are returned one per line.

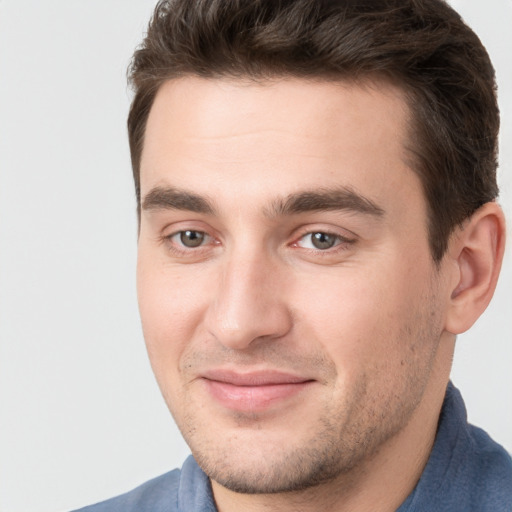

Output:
xmin=291 ymin=230 xmax=356 ymax=254
xmin=162 ymin=228 xmax=356 ymax=258
xmin=163 ymin=230 xmax=216 ymax=256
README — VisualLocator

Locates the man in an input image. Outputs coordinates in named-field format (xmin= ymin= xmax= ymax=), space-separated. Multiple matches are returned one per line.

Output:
xmin=75 ymin=0 xmax=512 ymax=510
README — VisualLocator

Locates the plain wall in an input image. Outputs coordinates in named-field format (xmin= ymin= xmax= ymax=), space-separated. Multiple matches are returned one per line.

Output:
xmin=0 ymin=1 xmax=510 ymax=511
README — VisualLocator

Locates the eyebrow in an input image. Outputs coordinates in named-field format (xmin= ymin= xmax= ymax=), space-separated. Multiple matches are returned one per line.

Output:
xmin=141 ymin=185 xmax=385 ymax=219
xmin=142 ymin=186 xmax=215 ymax=214
xmin=268 ymin=187 xmax=385 ymax=218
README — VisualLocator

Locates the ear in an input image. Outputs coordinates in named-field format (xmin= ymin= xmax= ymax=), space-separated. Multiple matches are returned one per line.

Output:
xmin=444 ymin=202 xmax=506 ymax=335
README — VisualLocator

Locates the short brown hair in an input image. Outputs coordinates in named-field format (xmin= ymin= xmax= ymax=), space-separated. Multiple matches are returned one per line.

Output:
xmin=128 ymin=0 xmax=499 ymax=262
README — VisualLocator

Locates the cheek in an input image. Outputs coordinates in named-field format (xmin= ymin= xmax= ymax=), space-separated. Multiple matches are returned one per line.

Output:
xmin=136 ymin=256 xmax=208 ymax=378
xmin=292 ymin=263 xmax=427 ymax=375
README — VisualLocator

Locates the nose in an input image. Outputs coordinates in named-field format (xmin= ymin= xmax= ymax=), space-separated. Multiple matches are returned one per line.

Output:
xmin=204 ymin=249 xmax=292 ymax=350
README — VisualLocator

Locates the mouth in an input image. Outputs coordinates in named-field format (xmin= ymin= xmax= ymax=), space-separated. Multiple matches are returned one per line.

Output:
xmin=200 ymin=369 xmax=315 ymax=412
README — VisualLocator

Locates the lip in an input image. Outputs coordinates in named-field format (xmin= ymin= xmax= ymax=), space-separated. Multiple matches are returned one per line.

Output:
xmin=200 ymin=369 xmax=314 ymax=412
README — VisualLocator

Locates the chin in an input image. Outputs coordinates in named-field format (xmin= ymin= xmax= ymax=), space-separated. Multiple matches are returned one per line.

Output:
xmin=184 ymin=417 xmax=378 ymax=495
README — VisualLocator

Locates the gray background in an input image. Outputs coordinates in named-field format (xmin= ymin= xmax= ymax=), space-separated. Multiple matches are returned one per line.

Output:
xmin=0 ymin=1 xmax=510 ymax=511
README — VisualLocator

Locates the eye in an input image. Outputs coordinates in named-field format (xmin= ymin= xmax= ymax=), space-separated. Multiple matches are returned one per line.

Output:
xmin=170 ymin=230 xmax=210 ymax=248
xmin=296 ymin=231 xmax=344 ymax=250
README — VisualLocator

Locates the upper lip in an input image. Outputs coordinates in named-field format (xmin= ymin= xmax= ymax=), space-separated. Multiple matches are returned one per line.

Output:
xmin=200 ymin=369 xmax=313 ymax=386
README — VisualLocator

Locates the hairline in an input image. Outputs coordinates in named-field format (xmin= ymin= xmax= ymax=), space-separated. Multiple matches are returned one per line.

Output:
xmin=134 ymin=72 xmax=422 ymax=198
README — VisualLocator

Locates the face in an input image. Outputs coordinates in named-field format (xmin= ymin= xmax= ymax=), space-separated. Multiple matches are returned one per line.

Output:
xmin=137 ymin=77 xmax=450 ymax=494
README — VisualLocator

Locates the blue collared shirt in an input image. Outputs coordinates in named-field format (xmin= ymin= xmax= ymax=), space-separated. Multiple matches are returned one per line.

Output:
xmin=74 ymin=383 xmax=512 ymax=511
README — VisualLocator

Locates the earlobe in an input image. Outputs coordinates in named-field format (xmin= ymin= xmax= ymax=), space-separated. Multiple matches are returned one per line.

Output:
xmin=445 ymin=202 xmax=506 ymax=335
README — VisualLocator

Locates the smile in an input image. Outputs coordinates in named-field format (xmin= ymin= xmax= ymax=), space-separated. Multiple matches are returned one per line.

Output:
xmin=200 ymin=370 xmax=315 ymax=412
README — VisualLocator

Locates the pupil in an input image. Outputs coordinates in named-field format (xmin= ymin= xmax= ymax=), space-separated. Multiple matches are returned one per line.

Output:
xmin=312 ymin=232 xmax=335 ymax=250
xmin=180 ymin=230 xmax=204 ymax=248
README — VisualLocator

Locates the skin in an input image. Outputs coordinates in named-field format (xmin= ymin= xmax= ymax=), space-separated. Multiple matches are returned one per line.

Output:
xmin=136 ymin=77 xmax=501 ymax=512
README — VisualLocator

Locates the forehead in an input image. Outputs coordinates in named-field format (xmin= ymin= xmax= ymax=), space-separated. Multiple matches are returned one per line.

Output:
xmin=140 ymin=76 xmax=420 ymax=217
xmin=143 ymin=76 xmax=410 ymax=151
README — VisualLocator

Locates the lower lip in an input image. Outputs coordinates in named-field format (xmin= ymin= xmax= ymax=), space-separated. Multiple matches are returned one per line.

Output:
xmin=204 ymin=379 xmax=312 ymax=412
